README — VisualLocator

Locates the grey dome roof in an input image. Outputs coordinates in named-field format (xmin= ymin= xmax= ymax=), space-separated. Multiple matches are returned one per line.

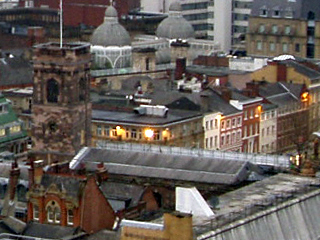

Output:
xmin=156 ymin=2 xmax=195 ymax=39
xmin=105 ymin=5 xmax=118 ymax=18
xmin=169 ymin=1 xmax=182 ymax=11
xmin=90 ymin=6 xmax=131 ymax=47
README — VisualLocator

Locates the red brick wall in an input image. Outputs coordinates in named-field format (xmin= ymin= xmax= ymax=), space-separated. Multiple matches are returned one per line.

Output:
xmin=19 ymin=0 xmax=140 ymax=27
xmin=81 ymin=176 xmax=116 ymax=233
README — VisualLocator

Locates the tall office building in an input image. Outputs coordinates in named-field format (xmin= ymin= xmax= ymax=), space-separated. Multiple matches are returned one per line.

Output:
xmin=207 ymin=0 xmax=253 ymax=53
xmin=141 ymin=0 xmax=210 ymax=38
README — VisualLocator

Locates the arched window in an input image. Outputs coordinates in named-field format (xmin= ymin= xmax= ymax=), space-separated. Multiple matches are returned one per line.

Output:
xmin=47 ymin=79 xmax=59 ymax=103
xmin=46 ymin=201 xmax=61 ymax=224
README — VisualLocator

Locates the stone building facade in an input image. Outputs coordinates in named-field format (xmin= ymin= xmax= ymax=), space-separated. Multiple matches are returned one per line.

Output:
xmin=31 ymin=42 xmax=92 ymax=164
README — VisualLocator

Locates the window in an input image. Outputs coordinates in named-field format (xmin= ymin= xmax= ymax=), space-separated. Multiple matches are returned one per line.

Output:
xmin=214 ymin=136 xmax=218 ymax=147
xmin=221 ymin=120 xmax=225 ymax=129
xmin=221 ymin=136 xmax=225 ymax=145
xmin=47 ymin=79 xmax=59 ymax=103
xmin=210 ymin=137 xmax=213 ymax=148
xmin=103 ymin=126 xmax=110 ymax=137
xmin=96 ymin=125 xmax=102 ymax=136
xmin=284 ymin=25 xmax=291 ymax=35
xmin=10 ymin=125 xmax=21 ymax=134
xmin=260 ymin=8 xmax=267 ymax=17
xmin=237 ymin=130 xmax=241 ymax=141
xmin=112 ymin=127 xmax=117 ymax=137
xmin=295 ymin=43 xmax=300 ymax=52
xmin=33 ymin=204 xmax=39 ymax=221
xmin=270 ymin=42 xmax=275 ymax=51
xmin=272 ymin=25 xmax=278 ymax=34
xmin=237 ymin=117 xmax=242 ymax=126
xmin=214 ymin=119 xmax=218 ymax=128
xmin=46 ymin=201 xmax=61 ymax=224
xmin=250 ymin=110 xmax=254 ymax=119
xmin=282 ymin=42 xmax=288 ymax=53
xmin=273 ymin=10 xmax=280 ymax=17
xmin=258 ymin=24 xmax=265 ymax=33
xmin=232 ymin=118 xmax=236 ymax=127
xmin=210 ymin=120 xmax=213 ymax=129
xmin=0 ymin=129 xmax=5 ymax=137
xmin=262 ymin=128 xmax=265 ymax=137
xmin=244 ymin=111 xmax=248 ymax=120
xmin=206 ymin=121 xmax=209 ymax=130
xmin=205 ymin=138 xmax=208 ymax=148
xmin=154 ymin=130 xmax=160 ymax=140
xmin=131 ymin=129 xmax=137 ymax=139
xmin=257 ymin=41 xmax=262 ymax=51
xmin=227 ymin=120 xmax=231 ymax=129
xmin=67 ymin=209 xmax=74 ymax=226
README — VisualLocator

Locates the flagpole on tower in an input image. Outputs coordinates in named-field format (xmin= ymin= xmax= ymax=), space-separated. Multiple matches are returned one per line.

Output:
xmin=60 ymin=0 xmax=63 ymax=48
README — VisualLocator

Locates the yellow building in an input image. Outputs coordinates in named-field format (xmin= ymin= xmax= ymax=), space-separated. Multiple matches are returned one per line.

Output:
xmin=120 ymin=212 xmax=193 ymax=240
xmin=92 ymin=105 xmax=204 ymax=149
xmin=251 ymin=58 xmax=320 ymax=136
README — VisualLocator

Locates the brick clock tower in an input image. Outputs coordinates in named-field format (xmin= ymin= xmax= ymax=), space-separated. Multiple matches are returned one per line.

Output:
xmin=31 ymin=42 xmax=92 ymax=164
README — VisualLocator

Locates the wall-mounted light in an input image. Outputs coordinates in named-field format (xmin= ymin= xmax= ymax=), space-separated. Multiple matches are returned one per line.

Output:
xmin=145 ymin=129 xmax=154 ymax=139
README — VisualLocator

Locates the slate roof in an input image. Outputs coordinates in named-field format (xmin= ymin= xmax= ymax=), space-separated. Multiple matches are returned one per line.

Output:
xmin=283 ymin=60 xmax=320 ymax=80
xmin=40 ymin=174 xmax=84 ymax=200
xmin=92 ymin=108 xmax=202 ymax=126
xmin=251 ymin=0 xmax=320 ymax=20
xmin=258 ymin=82 xmax=303 ymax=106
xmin=0 ymin=56 xmax=33 ymax=88
xmin=203 ymin=89 xmax=240 ymax=116
xmin=100 ymin=182 xmax=145 ymax=210
xmin=23 ymin=222 xmax=81 ymax=239
xmin=73 ymin=147 xmax=256 ymax=185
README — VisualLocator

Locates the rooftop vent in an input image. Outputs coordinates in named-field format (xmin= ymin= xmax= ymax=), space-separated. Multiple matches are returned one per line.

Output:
xmin=134 ymin=105 xmax=168 ymax=117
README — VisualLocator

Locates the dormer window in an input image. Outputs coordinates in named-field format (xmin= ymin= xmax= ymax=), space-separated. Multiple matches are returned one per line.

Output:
xmin=260 ymin=6 xmax=267 ymax=17
xmin=272 ymin=7 xmax=281 ymax=17
xmin=284 ymin=7 xmax=293 ymax=18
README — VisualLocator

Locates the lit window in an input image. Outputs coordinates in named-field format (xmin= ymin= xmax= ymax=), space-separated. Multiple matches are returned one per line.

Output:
xmin=0 ymin=129 xmax=5 ymax=137
xmin=10 ymin=125 xmax=20 ymax=134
